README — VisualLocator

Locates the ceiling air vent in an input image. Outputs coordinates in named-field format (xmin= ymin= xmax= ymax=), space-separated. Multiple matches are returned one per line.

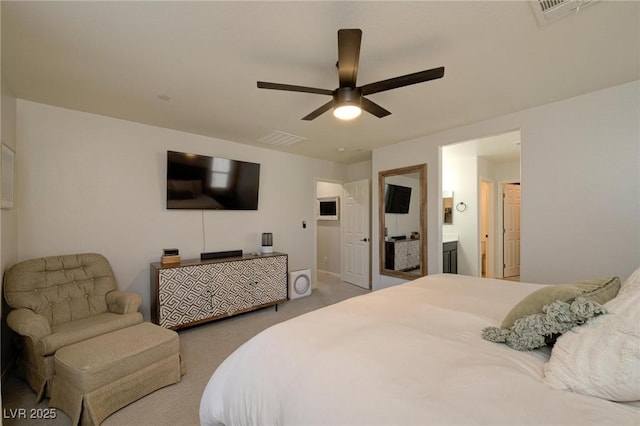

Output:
xmin=257 ymin=130 xmax=307 ymax=147
xmin=531 ymin=0 xmax=598 ymax=25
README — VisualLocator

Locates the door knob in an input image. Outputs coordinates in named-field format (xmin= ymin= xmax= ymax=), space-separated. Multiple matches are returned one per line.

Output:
xmin=360 ymin=238 xmax=369 ymax=242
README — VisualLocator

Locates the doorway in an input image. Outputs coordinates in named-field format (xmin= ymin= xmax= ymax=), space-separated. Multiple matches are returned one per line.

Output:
xmin=441 ymin=130 xmax=521 ymax=277
xmin=315 ymin=179 xmax=371 ymax=289
xmin=316 ymin=181 xmax=343 ymax=280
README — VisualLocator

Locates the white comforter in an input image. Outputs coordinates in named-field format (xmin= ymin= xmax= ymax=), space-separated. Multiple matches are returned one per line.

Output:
xmin=200 ymin=274 xmax=640 ymax=425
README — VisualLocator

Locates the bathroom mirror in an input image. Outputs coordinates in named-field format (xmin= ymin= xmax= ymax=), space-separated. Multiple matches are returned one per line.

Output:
xmin=443 ymin=191 xmax=453 ymax=224
xmin=379 ymin=164 xmax=427 ymax=279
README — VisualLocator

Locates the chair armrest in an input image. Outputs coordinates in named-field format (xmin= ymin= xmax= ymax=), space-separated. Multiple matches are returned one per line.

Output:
xmin=6 ymin=309 xmax=51 ymax=341
xmin=106 ymin=291 xmax=142 ymax=314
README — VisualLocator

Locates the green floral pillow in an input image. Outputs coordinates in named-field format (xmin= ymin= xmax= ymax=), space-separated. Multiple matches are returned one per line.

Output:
xmin=483 ymin=297 xmax=607 ymax=351
xmin=482 ymin=276 xmax=621 ymax=351
xmin=501 ymin=276 xmax=620 ymax=329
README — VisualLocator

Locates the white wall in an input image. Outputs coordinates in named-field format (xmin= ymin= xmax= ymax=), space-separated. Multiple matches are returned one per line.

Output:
xmin=16 ymin=100 xmax=348 ymax=319
xmin=347 ymin=160 xmax=372 ymax=182
xmin=373 ymin=81 xmax=640 ymax=289
xmin=316 ymin=181 xmax=342 ymax=275
xmin=491 ymin=160 xmax=520 ymax=183
xmin=519 ymin=82 xmax=639 ymax=283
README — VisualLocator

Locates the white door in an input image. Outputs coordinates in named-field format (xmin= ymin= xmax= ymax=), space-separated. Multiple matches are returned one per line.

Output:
xmin=342 ymin=179 xmax=370 ymax=289
xmin=503 ymin=183 xmax=521 ymax=278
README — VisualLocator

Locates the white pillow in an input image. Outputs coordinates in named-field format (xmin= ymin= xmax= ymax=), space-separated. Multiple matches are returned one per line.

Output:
xmin=543 ymin=267 xmax=640 ymax=402
xmin=617 ymin=266 xmax=640 ymax=297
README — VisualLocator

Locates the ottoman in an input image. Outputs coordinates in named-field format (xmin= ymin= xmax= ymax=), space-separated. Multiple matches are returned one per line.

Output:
xmin=50 ymin=322 xmax=183 ymax=425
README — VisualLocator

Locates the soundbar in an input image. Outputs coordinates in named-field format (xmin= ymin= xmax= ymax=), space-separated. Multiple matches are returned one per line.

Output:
xmin=200 ymin=250 xmax=243 ymax=260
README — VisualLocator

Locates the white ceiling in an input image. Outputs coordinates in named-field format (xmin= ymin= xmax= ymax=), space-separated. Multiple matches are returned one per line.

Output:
xmin=3 ymin=1 xmax=638 ymax=164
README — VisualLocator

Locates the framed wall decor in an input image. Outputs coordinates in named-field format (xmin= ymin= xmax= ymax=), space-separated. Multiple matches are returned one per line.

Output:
xmin=2 ymin=144 xmax=15 ymax=209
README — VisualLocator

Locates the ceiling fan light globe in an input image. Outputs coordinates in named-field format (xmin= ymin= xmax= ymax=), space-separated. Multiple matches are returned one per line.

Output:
xmin=333 ymin=105 xmax=362 ymax=120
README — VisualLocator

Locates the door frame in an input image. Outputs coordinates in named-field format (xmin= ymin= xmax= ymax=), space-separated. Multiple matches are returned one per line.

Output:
xmin=314 ymin=178 xmax=344 ymax=285
xmin=314 ymin=178 xmax=371 ymax=288
xmin=479 ymin=178 xmax=495 ymax=278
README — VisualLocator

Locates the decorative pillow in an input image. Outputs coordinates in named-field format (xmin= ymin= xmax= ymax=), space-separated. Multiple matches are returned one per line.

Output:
xmin=543 ymin=268 xmax=640 ymax=401
xmin=500 ymin=276 xmax=620 ymax=329
xmin=482 ymin=298 xmax=607 ymax=351
xmin=617 ymin=266 xmax=640 ymax=298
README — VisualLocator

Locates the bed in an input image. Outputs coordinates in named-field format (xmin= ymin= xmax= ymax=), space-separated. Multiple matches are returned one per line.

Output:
xmin=200 ymin=273 xmax=640 ymax=425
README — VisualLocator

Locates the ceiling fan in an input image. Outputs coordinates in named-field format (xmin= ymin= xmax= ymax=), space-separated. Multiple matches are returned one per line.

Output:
xmin=257 ymin=29 xmax=445 ymax=121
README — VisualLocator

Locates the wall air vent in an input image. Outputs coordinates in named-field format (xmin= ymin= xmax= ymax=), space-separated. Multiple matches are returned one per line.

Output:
xmin=530 ymin=0 xmax=598 ymax=25
xmin=257 ymin=130 xmax=306 ymax=147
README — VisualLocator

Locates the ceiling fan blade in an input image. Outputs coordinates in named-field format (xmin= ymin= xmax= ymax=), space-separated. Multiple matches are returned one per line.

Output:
xmin=337 ymin=29 xmax=362 ymax=88
xmin=360 ymin=66 xmax=445 ymax=96
xmin=361 ymin=97 xmax=391 ymax=118
xmin=257 ymin=81 xmax=333 ymax=96
xmin=302 ymin=100 xmax=334 ymax=121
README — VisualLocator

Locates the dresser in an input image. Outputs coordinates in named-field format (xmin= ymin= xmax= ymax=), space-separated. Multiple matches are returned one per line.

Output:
xmin=385 ymin=239 xmax=420 ymax=271
xmin=150 ymin=252 xmax=288 ymax=329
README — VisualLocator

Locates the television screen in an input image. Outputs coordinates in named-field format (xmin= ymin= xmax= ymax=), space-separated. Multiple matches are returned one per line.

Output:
xmin=167 ymin=151 xmax=260 ymax=210
xmin=319 ymin=201 xmax=337 ymax=216
xmin=385 ymin=184 xmax=411 ymax=214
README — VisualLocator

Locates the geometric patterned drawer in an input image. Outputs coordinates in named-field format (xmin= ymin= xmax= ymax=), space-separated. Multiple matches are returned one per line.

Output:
xmin=247 ymin=256 xmax=287 ymax=305
xmin=387 ymin=240 xmax=420 ymax=271
xmin=405 ymin=240 xmax=420 ymax=271
xmin=154 ymin=254 xmax=287 ymax=329
xmin=158 ymin=264 xmax=217 ymax=329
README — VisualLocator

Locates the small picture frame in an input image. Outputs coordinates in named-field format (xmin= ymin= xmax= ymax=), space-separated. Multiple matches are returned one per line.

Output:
xmin=2 ymin=144 xmax=15 ymax=209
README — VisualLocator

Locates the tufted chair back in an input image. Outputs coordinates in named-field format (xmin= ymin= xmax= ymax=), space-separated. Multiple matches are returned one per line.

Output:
xmin=4 ymin=253 xmax=117 ymax=326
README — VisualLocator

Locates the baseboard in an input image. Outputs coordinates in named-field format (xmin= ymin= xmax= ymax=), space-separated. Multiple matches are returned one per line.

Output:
xmin=317 ymin=269 xmax=341 ymax=279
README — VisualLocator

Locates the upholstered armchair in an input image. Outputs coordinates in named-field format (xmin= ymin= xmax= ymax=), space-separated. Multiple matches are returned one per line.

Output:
xmin=4 ymin=253 xmax=143 ymax=401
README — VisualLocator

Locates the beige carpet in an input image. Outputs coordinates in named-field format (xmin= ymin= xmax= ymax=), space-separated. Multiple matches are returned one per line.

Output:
xmin=1 ymin=272 xmax=368 ymax=426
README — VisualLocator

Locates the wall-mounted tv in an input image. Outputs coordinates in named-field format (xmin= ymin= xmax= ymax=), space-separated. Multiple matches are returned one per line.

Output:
xmin=384 ymin=184 xmax=411 ymax=214
xmin=317 ymin=196 xmax=339 ymax=220
xmin=166 ymin=150 xmax=260 ymax=210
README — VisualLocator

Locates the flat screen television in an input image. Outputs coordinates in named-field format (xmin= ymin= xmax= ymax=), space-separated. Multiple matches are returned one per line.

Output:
xmin=384 ymin=184 xmax=411 ymax=214
xmin=166 ymin=150 xmax=260 ymax=210
xmin=317 ymin=196 xmax=339 ymax=220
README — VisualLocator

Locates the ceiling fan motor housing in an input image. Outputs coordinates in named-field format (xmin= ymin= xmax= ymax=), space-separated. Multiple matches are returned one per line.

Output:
xmin=334 ymin=87 xmax=362 ymax=108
